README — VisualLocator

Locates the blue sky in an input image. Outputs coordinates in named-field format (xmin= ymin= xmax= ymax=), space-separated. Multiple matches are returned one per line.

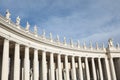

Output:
xmin=0 ymin=0 xmax=120 ymax=47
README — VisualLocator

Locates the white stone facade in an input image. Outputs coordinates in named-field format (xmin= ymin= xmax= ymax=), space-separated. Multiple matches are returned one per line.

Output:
xmin=0 ymin=10 xmax=120 ymax=80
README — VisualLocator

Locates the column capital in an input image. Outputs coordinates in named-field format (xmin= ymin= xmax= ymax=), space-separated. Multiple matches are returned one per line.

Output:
xmin=4 ymin=38 xmax=9 ymax=41
xmin=34 ymin=48 xmax=38 ymax=51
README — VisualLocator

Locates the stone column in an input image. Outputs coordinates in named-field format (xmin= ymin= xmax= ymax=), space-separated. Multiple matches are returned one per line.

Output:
xmin=78 ymin=57 xmax=83 ymax=80
xmin=1 ymin=39 xmax=9 ymax=80
xmin=33 ymin=49 xmax=39 ymax=80
xmin=65 ymin=55 xmax=70 ymax=80
xmin=50 ymin=52 xmax=55 ymax=80
xmin=72 ymin=56 xmax=77 ymax=80
xmin=104 ymin=58 xmax=111 ymax=80
xmin=91 ymin=58 xmax=97 ymax=80
xmin=24 ymin=46 xmax=30 ymax=80
xmin=58 ymin=54 xmax=62 ymax=80
xmin=13 ymin=43 xmax=20 ymax=80
xmin=56 ymin=69 xmax=58 ymax=80
xmin=110 ymin=58 xmax=116 ymax=80
xmin=42 ymin=51 xmax=47 ymax=80
xmin=85 ymin=57 xmax=90 ymax=80
xmin=98 ymin=58 xmax=103 ymax=80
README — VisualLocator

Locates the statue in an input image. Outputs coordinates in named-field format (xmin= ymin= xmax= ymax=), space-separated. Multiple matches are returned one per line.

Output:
xmin=70 ymin=38 xmax=73 ymax=46
xmin=90 ymin=41 xmax=92 ymax=49
xmin=42 ymin=29 xmax=45 ymax=37
xmin=83 ymin=41 xmax=86 ymax=49
xmin=108 ymin=38 xmax=113 ymax=47
xmin=96 ymin=42 xmax=98 ymax=49
xmin=116 ymin=43 xmax=119 ymax=49
xmin=77 ymin=40 xmax=80 ymax=48
xmin=49 ymin=32 xmax=53 ymax=41
xmin=26 ymin=22 xmax=30 ymax=31
xmin=34 ymin=25 xmax=38 ymax=35
xmin=16 ymin=16 xmax=20 ymax=26
xmin=56 ymin=35 xmax=59 ymax=42
xmin=63 ymin=37 xmax=66 ymax=44
xmin=5 ymin=9 xmax=11 ymax=22
xmin=102 ymin=43 xmax=105 ymax=50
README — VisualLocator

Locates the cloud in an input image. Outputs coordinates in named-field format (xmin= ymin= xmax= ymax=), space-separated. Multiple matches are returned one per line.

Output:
xmin=0 ymin=0 xmax=120 ymax=46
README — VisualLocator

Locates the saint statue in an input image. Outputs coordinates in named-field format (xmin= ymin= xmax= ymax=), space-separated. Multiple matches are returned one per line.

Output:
xmin=108 ymin=38 xmax=113 ymax=47
xmin=70 ymin=38 xmax=73 ymax=46
xmin=6 ymin=9 xmax=11 ymax=21
xmin=26 ymin=22 xmax=30 ymax=31
xmin=56 ymin=35 xmax=59 ymax=42
xmin=77 ymin=40 xmax=80 ymax=48
xmin=16 ymin=16 xmax=20 ymax=25
xmin=42 ymin=29 xmax=45 ymax=37
xmin=63 ymin=37 xmax=66 ymax=44
xmin=34 ymin=25 xmax=38 ymax=35
xmin=50 ymin=32 xmax=52 ymax=40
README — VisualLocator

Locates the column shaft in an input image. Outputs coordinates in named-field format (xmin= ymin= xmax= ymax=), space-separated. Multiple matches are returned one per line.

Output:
xmin=58 ymin=54 xmax=62 ymax=80
xmin=24 ymin=46 xmax=30 ymax=80
xmin=105 ymin=58 xmax=111 ymax=80
xmin=33 ymin=49 xmax=39 ymax=80
xmin=13 ymin=43 xmax=20 ymax=80
xmin=78 ymin=57 xmax=83 ymax=80
xmin=92 ymin=58 xmax=97 ymax=80
xmin=72 ymin=56 xmax=77 ymax=80
xmin=110 ymin=58 xmax=116 ymax=80
xmin=50 ymin=53 xmax=55 ymax=80
xmin=42 ymin=51 xmax=47 ymax=80
xmin=1 ymin=39 xmax=9 ymax=80
xmin=85 ymin=57 xmax=90 ymax=80
xmin=98 ymin=58 xmax=103 ymax=80
xmin=65 ymin=55 xmax=70 ymax=80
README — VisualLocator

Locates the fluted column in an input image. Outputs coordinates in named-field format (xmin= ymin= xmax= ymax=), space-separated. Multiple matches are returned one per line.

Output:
xmin=72 ymin=56 xmax=77 ymax=80
xmin=65 ymin=55 xmax=70 ymax=80
xmin=58 ymin=54 xmax=62 ymax=80
xmin=1 ymin=39 xmax=9 ymax=80
xmin=50 ymin=52 xmax=55 ymax=80
xmin=98 ymin=58 xmax=103 ymax=80
xmin=42 ymin=51 xmax=47 ymax=80
xmin=33 ymin=49 xmax=39 ymax=80
xmin=24 ymin=46 xmax=30 ymax=80
xmin=91 ymin=58 xmax=97 ymax=80
xmin=104 ymin=58 xmax=111 ymax=80
xmin=13 ymin=43 xmax=20 ymax=80
xmin=85 ymin=57 xmax=90 ymax=80
xmin=110 ymin=58 xmax=116 ymax=80
xmin=78 ymin=57 xmax=83 ymax=80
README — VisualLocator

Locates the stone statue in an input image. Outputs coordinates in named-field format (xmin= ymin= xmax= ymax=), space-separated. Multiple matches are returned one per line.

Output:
xmin=63 ymin=37 xmax=66 ymax=44
xmin=42 ymin=29 xmax=45 ymax=37
xmin=6 ymin=9 xmax=11 ymax=22
xmin=83 ymin=41 xmax=86 ymax=49
xmin=96 ymin=42 xmax=98 ymax=49
xmin=70 ymin=38 xmax=73 ymax=46
xmin=90 ymin=41 xmax=92 ymax=49
xmin=50 ymin=32 xmax=52 ymax=40
xmin=102 ymin=43 xmax=105 ymax=50
xmin=16 ymin=16 xmax=20 ymax=25
xmin=108 ymin=38 xmax=113 ymax=47
xmin=77 ymin=40 xmax=80 ymax=48
xmin=34 ymin=25 xmax=37 ymax=35
xmin=56 ymin=35 xmax=59 ymax=42
xmin=116 ymin=43 xmax=119 ymax=49
xmin=26 ymin=22 xmax=30 ymax=31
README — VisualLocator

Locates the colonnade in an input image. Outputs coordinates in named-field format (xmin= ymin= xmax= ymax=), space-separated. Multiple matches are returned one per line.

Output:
xmin=0 ymin=38 xmax=120 ymax=80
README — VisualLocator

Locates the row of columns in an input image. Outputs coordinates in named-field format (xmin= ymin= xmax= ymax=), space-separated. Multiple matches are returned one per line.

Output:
xmin=0 ymin=39 xmax=118 ymax=80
